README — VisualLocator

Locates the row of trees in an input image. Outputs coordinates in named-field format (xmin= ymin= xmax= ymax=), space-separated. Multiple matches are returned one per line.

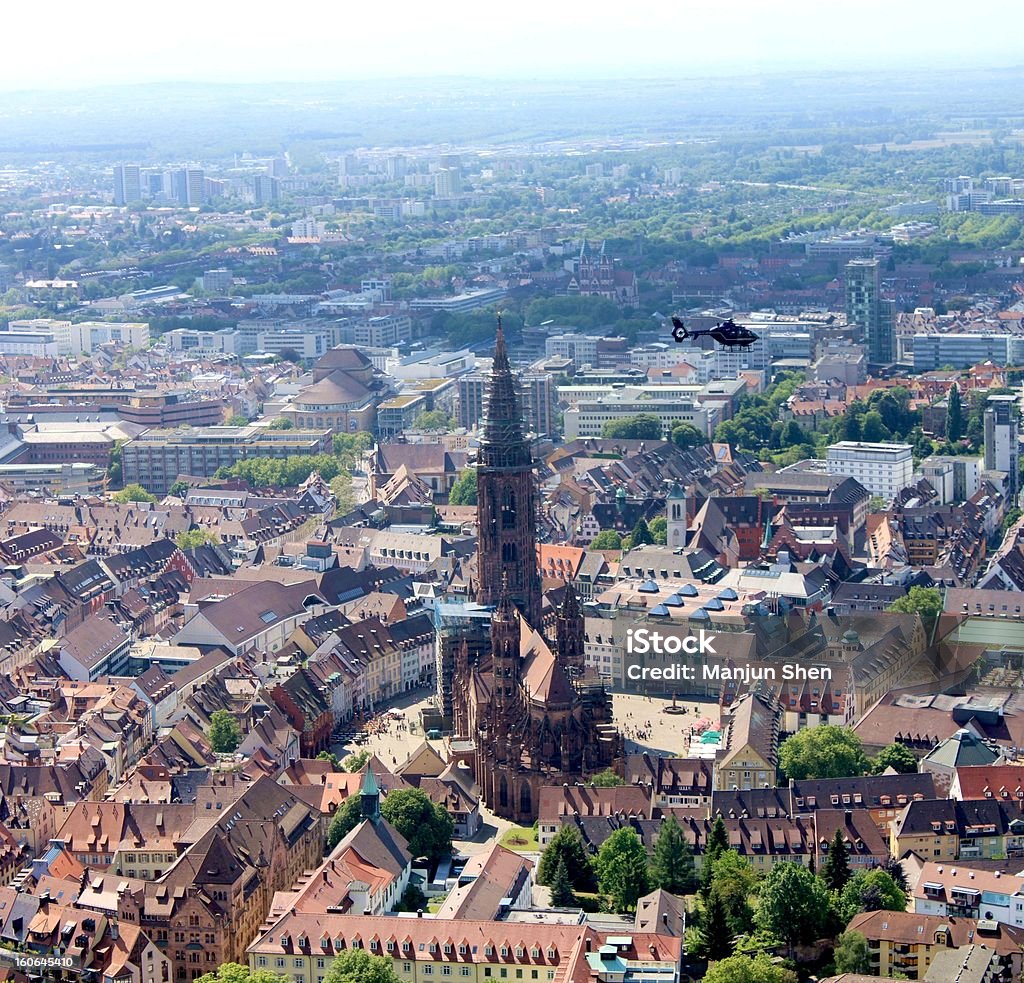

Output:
xmin=537 ymin=818 xmax=695 ymax=913
xmin=590 ymin=517 xmax=666 ymax=552
xmin=597 ymin=415 xmax=709 ymax=449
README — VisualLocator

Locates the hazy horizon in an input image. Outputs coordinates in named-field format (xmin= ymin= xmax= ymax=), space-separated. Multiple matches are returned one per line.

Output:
xmin=5 ymin=0 xmax=1021 ymax=93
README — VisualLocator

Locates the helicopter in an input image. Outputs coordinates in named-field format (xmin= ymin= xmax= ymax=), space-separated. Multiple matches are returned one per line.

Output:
xmin=671 ymin=316 xmax=759 ymax=349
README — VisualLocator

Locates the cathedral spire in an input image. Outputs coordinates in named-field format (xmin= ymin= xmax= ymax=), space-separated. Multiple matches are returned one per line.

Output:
xmin=476 ymin=315 xmax=542 ymax=624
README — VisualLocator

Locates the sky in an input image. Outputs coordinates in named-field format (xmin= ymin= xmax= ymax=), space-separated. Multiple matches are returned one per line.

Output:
xmin=3 ymin=0 xmax=1020 ymax=92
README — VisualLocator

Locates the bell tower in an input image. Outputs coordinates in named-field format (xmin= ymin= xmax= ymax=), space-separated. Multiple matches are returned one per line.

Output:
xmin=476 ymin=318 xmax=542 ymax=625
xmin=667 ymin=481 xmax=687 ymax=550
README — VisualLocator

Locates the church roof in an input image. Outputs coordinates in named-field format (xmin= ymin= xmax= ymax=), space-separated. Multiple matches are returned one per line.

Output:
xmin=520 ymin=621 xmax=575 ymax=706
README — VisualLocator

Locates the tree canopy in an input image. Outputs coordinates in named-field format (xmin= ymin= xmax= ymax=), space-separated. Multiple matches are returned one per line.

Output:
xmin=590 ymin=530 xmax=623 ymax=550
xmin=872 ymin=742 xmax=919 ymax=774
xmin=596 ymin=827 xmax=650 ymax=912
xmin=838 ymin=869 xmax=907 ymax=923
xmin=196 ymin=964 xmax=288 ymax=983
xmin=650 ymin=815 xmax=697 ymax=895
xmin=323 ymin=948 xmax=402 ymax=983
xmin=834 ymin=930 xmax=870 ymax=975
xmin=887 ymin=585 xmax=943 ymax=627
xmin=327 ymin=796 xmax=364 ymax=849
xmin=113 ymin=483 xmax=157 ymax=503
xmin=702 ymin=954 xmax=797 ymax=983
xmin=343 ymin=749 xmax=371 ymax=772
xmin=778 ymin=725 xmax=869 ymax=781
xmin=537 ymin=826 xmax=595 ymax=891
xmin=380 ymin=788 xmax=454 ymax=864
xmin=755 ymin=861 xmax=829 ymax=949
xmin=600 ymin=413 xmax=664 ymax=440
xmin=176 ymin=528 xmax=220 ymax=550
xmin=207 ymin=709 xmax=241 ymax=753
xmin=821 ymin=827 xmax=852 ymax=893
xmin=448 ymin=469 xmax=478 ymax=506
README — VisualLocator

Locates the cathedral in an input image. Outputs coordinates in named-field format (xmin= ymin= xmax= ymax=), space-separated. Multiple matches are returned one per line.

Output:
xmin=450 ymin=322 xmax=621 ymax=822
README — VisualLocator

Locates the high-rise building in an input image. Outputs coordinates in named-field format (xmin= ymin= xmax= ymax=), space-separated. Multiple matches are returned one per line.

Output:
xmin=984 ymin=393 xmax=1020 ymax=501
xmin=385 ymin=155 xmax=406 ymax=181
xmin=252 ymin=174 xmax=280 ymax=205
xmin=433 ymin=167 xmax=462 ymax=197
xmin=845 ymin=258 xmax=895 ymax=364
xmin=113 ymin=164 xmax=142 ymax=206
xmin=173 ymin=168 xmax=205 ymax=206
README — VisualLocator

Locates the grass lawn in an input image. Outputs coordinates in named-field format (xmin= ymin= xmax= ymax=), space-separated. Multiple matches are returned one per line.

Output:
xmin=499 ymin=825 xmax=539 ymax=852
xmin=426 ymin=895 xmax=447 ymax=913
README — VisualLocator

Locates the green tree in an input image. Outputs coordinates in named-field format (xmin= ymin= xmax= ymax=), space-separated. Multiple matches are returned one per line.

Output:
xmin=597 ymin=827 xmax=650 ymax=912
xmin=872 ymin=743 xmax=919 ymax=774
xmin=590 ymin=530 xmax=624 ymax=550
xmin=650 ymin=815 xmax=697 ymax=895
xmin=394 ymin=882 xmax=428 ymax=913
xmin=778 ymin=725 xmax=869 ymax=781
xmin=881 ymin=855 xmax=909 ymax=894
xmin=671 ymin=422 xmax=708 ymax=449
xmin=227 ymin=414 xmax=249 ymax=426
xmin=448 ymin=469 xmax=478 ymax=506
xmin=755 ymin=861 xmax=828 ymax=951
xmin=175 ymin=529 xmax=221 ymax=550
xmin=590 ymin=768 xmax=625 ymax=786
xmin=112 ymin=483 xmax=157 ymax=503
xmin=821 ymin=828 xmax=852 ymax=893
xmin=548 ymin=856 xmax=577 ymax=907
xmin=945 ymin=384 xmax=963 ymax=441
xmin=331 ymin=473 xmax=356 ymax=516
xmin=779 ymin=420 xmax=809 ymax=448
xmin=833 ymin=930 xmax=870 ymax=974
xmin=648 ymin=516 xmax=667 ymax=544
xmin=168 ymin=479 xmax=190 ymax=497
xmin=381 ymin=787 xmax=454 ymax=863
xmin=323 ymin=948 xmax=401 ymax=983
xmin=703 ymin=888 xmax=735 ymax=962
xmin=630 ymin=518 xmax=654 ymax=547
xmin=332 ymin=431 xmax=373 ymax=466
xmin=887 ymin=586 xmax=943 ymax=633
xmin=415 ymin=409 xmax=452 ymax=431
xmin=343 ymin=749 xmax=371 ymax=772
xmin=708 ymin=850 xmax=757 ymax=936
xmin=196 ymin=963 xmax=288 ymax=983
xmin=269 ymin=417 xmax=293 ymax=429
xmin=317 ymin=750 xmax=341 ymax=768
xmin=839 ymin=869 xmax=907 ymax=922
xmin=208 ymin=709 xmax=241 ymax=753
xmin=700 ymin=815 xmax=731 ymax=898
xmin=326 ymin=795 xmax=364 ymax=849
xmin=538 ymin=826 xmax=596 ymax=892
xmin=601 ymin=414 xmax=664 ymax=440
xmin=702 ymin=954 xmax=797 ymax=983
xmin=861 ymin=410 xmax=889 ymax=442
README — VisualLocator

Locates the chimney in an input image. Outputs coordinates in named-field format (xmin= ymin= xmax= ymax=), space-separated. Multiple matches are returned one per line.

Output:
xmin=417 ymin=909 xmax=423 ymax=918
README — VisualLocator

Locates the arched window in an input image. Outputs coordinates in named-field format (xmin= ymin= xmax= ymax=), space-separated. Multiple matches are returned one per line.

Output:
xmin=501 ymin=542 xmax=517 ymax=563
xmin=501 ymin=488 xmax=517 ymax=529
xmin=499 ymin=776 xmax=508 ymax=808
xmin=520 ymin=783 xmax=531 ymax=815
